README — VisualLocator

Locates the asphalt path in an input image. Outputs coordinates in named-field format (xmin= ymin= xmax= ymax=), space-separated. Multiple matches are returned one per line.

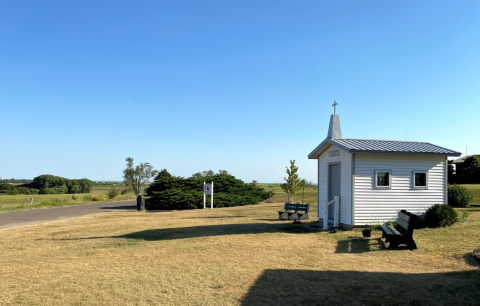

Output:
xmin=0 ymin=200 xmax=136 ymax=229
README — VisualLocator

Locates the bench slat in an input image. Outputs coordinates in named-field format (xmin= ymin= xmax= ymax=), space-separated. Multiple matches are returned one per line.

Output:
xmin=396 ymin=218 xmax=409 ymax=231
xmin=398 ymin=213 xmax=411 ymax=224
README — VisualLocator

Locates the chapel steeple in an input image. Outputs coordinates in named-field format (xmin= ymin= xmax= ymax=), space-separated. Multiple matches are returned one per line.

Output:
xmin=327 ymin=101 xmax=342 ymax=139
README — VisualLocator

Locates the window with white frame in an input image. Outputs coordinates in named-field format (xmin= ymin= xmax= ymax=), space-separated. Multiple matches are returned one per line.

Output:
xmin=375 ymin=170 xmax=391 ymax=189
xmin=413 ymin=171 xmax=428 ymax=189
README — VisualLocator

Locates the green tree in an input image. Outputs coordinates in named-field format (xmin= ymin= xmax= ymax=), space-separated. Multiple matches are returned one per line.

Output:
xmin=459 ymin=156 xmax=480 ymax=184
xmin=107 ymin=185 xmax=120 ymax=199
xmin=191 ymin=172 xmax=203 ymax=178
xmin=123 ymin=157 xmax=159 ymax=196
xmin=281 ymin=160 xmax=302 ymax=203
xmin=190 ymin=170 xmax=215 ymax=178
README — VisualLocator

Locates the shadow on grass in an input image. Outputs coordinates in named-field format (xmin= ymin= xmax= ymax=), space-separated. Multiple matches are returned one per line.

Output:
xmin=185 ymin=216 xmax=246 ymax=219
xmin=54 ymin=223 xmax=311 ymax=241
xmin=241 ymin=269 xmax=480 ymax=306
xmin=100 ymin=205 xmax=136 ymax=210
xmin=463 ymin=251 xmax=480 ymax=268
xmin=335 ymin=237 xmax=383 ymax=253
xmin=335 ymin=236 xmax=423 ymax=253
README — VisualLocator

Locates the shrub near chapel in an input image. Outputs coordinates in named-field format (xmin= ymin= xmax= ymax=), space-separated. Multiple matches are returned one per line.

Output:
xmin=425 ymin=204 xmax=458 ymax=228
xmin=448 ymin=185 xmax=474 ymax=208
xmin=145 ymin=171 xmax=273 ymax=210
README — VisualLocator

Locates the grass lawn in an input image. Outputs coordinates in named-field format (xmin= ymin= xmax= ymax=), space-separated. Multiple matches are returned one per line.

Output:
xmin=460 ymin=184 xmax=480 ymax=204
xmin=0 ymin=185 xmax=140 ymax=213
xmin=0 ymin=196 xmax=479 ymax=305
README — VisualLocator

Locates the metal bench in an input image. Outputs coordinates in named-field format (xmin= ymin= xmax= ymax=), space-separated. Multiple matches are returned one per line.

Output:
xmin=278 ymin=203 xmax=310 ymax=221
xmin=380 ymin=210 xmax=418 ymax=250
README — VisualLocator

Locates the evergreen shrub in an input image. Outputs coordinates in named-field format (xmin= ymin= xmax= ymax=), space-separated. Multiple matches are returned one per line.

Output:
xmin=425 ymin=204 xmax=458 ymax=228
xmin=448 ymin=185 xmax=474 ymax=207
xmin=145 ymin=172 xmax=273 ymax=210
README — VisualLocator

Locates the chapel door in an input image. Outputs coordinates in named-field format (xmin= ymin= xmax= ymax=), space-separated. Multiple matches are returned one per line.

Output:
xmin=328 ymin=164 xmax=340 ymax=220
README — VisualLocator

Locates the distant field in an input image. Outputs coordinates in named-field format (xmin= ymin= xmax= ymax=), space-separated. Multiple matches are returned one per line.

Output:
xmin=263 ymin=185 xmax=317 ymax=204
xmin=0 ymin=184 xmax=141 ymax=213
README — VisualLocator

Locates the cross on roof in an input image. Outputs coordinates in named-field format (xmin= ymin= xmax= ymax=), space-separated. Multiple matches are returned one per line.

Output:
xmin=332 ymin=101 xmax=338 ymax=114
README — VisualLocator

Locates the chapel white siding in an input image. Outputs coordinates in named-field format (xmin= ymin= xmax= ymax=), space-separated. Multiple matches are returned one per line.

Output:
xmin=353 ymin=154 xmax=446 ymax=225
xmin=317 ymin=145 xmax=352 ymax=225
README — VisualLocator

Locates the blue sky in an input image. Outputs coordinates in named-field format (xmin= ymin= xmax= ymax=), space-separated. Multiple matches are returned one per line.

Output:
xmin=1 ymin=1 xmax=479 ymax=182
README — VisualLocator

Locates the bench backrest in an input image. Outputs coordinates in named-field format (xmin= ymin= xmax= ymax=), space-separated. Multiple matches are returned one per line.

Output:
xmin=284 ymin=203 xmax=310 ymax=213
xmin=395 ymin=210 xmax=417 ymax=236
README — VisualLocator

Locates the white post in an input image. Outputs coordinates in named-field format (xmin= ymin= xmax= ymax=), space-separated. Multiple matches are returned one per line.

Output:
xmin=203 ymin=181 xmax=206 ymax=209
xmin=334 ymin=196 xmax=340 ymax=227
xmin=210 ymin=181 xmax=213 ymax=209
xmin=323 ymin=200 xmax=329 ymax=229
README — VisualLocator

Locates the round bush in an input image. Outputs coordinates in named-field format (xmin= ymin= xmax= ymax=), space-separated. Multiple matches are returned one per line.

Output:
xmin=448 ymin=185 xmax=474 ymax=207
xmin=425 ymin=204 xmax=458 ymax=228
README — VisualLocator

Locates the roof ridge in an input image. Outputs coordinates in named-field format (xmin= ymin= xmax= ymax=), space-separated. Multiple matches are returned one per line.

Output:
xmin=335 ymin=138 xmax=430 ymax=144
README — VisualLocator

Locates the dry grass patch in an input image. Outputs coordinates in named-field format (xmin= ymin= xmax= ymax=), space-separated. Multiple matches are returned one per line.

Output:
xmin=0 ymin=202 xmax=479 ymax=306
xmin=461 ymin=184 xmax=480 ymax=205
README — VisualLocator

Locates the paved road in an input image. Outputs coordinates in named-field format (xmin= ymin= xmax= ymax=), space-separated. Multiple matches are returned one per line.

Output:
xmin=0 ymin=200 xmax=136 ymax=229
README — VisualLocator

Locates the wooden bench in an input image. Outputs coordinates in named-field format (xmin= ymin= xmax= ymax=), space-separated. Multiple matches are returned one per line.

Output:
xmin=278 ymin=203 xmax=310 ymax=221
xmin=380 ymin=210 xmax=418 ymax=250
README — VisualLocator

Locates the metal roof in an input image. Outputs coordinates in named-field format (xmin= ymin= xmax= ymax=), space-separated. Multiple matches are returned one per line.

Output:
xmin=308 ymin=138 xmax=461 ymax=159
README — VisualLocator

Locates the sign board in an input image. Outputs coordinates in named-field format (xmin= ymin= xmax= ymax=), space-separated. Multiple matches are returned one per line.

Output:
xmin=329 ymin=149 xmax=340 ymax=157
xmin=204 ymin=183 xmax=212 ymax=195
xmin=203 ymin=181 xmax=214 ymax=209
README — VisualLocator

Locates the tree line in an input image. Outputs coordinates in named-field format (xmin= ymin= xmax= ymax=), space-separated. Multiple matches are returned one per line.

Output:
xmin=0 ymin=174 xmax=93 ymax=195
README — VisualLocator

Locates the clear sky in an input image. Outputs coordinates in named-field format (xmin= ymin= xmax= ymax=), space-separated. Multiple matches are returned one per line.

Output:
xmin=1 ymin=1 xmax=479 ymax=183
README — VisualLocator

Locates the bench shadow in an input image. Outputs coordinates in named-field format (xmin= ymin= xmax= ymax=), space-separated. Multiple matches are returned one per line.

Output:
xmin=463 ymin=252 xmax=480 ymax=268
xmin=185 ymin=216 xmax=246 ymax=219
xmin=100 ymin=205 xmax=136 ymax=210
xmin=54 ymin=223 xmax=309 ymax=242
xmin=335 ymin=237 xmax=382 ymax=253
xmin=335 ymin=237 xmax=420 ymax=253
xmin=241 ymin=269 xmax=480 ymax=306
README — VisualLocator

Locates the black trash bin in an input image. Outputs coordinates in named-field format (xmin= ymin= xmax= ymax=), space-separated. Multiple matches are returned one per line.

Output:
xmin=137 ymin=195 xmax=145 ymax=211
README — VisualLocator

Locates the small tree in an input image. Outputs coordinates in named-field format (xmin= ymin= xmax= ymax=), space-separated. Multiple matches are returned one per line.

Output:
xmin=281 ymin=160 xmax=302 ymax=203
xmin=123 ymin=157 xmax=159 ymax=196
xmin=190 ymin=170 xmax=215 ymax=178
xmin=107 ymin=185 xmax=120 ymax=199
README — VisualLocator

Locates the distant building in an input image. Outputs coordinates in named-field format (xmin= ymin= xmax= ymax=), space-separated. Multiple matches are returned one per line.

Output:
xmin=0 ymin=177 xmax=3 ymax=180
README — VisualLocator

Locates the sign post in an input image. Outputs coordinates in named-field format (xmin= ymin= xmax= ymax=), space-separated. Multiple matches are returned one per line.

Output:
xmin=204 ymin=181 xmax=213 ymax=209
xmin=211 ymin=182 xmax=214 ymax=209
